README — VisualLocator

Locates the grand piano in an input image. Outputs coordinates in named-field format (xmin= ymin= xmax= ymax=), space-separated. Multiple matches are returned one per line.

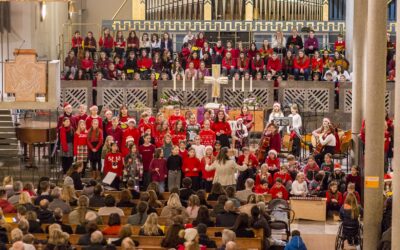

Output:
xmin=15 ymin=121 xmax=57 ymax=168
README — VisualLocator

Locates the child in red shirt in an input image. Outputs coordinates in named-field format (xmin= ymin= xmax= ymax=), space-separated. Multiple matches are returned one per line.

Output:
xmin=236 ymin=147 xmax=259 ymax=190
xmin=154 ymin=120 xmax=170 ymax=148
xmin=107 ymin=117 xmax=123 ymax=149
xmin=255 ymin=164 xmax=273 ymax=188
xmin=255 ymin=179 xmax=269 ymax=194
xmin=103 ymin=142 xmax=124 ymax=190
xmin=149 ymin=148 xmax=168 ymax=193
xmin=200 ymin=146 xmax=215 ymax=192
xmin=346 ymin=166 xmax=362 ymax=195
xmin=273 ymin=164 xmax=292 ymax=190
xmin=168 ymin=106 xmax=186 ymax=129
xmin=122 ymin=119 xmax=141 ymax=153
xmin=74 ymin=120 xmax=88 ymax=167
xmin=269 ymin=178 xmax=289 ymax=200
xmin=265 ymin=149 xmax=280 ymax=177
xmin=138 ymin=133 xmax=156 ymax=189
xmin=199 ymin=120 xmax=216 ymax=148
xmin=326 ymin=181 xmax=343 ymax=215
xmin=211 ymin=110 xmax=232 ymax=148
xmin=179 ymin=141 xmax=189 ymax=160
xmin=138 ymin=112 xmax=154 ymax=137
xmin=87 ymin=119 xmax=104 ymax=180
xmin=171 ymin=120 xmax=187 ymax=146
xmin=182 ymin=147 xmax=201 ymax=191
xmin=86 ymin=105 xmax=103 ymax=130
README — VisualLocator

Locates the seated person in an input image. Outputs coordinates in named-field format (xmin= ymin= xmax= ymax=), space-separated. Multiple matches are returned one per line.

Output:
xmin=216 ymin=200 xmax=239 ymax=228
xmin=269 ymin=178 xmax=289 ymax=200
xmin=231 ymin=213 xmax=255 ymax=238
xmin=139 ymin=213 xmax=164 ymax=236
xmin=98 ymin=195 xmax=125 ymax=216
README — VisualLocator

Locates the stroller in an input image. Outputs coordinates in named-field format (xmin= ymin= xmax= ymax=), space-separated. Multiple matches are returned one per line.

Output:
xmin=267 ymin=199 xmax=295 ymax=241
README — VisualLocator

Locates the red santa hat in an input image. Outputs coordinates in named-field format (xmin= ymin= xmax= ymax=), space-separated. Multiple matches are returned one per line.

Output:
xmin=384 ymin=173 xmax=392 ymax=182
xmin=63 ymin=102 xmax=72 ymax=109
xmin=125 ymin=136 xmax=134 ymax=143
xmin=334 ymin=163 xmax=342 ymax=171
xmin=89 ymin=105 xmax=98 ymax=111
xmin=268 ymin=149 xmax=278 ymax=157
xmin=236 ymin=117 xmax=243 ymax=122
xmin=127 ymin=118 xmax=136 ymax=124
xmin=205 ymin=145 xmax=213 ymax=152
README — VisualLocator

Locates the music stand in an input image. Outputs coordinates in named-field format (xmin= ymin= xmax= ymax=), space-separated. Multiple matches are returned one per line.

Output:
xmin=272 ymin=117 xmax=293 ymax=127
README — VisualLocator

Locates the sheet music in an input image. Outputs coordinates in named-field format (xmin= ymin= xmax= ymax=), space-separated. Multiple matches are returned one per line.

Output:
xmin=102 ymin=172 xmax=117 ymax=185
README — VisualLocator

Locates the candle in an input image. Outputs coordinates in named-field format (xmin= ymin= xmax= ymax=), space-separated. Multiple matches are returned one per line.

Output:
xmin=232 ymin=77 xmax=235 ymax=92
xmin=241 ymin=77 xmax=244 ymax=92
xmin=173 ymin=74 xmax=176 ymax=91
xmin=183 ymin=76 xmax=186 ymax=91
xmin=192 ymin=77 xmax=195 ymax=91
xmin=250 ymin=77 xmax=253 ymax=92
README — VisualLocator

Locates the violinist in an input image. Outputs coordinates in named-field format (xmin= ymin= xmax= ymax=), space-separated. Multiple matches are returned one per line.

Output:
xmin=312 ymin=118 xmax=336 ymax=166
xmin=236 ymin=147 xmax=259 ymax=191
xmin=257 ymin=122 xmax=281 ymax=162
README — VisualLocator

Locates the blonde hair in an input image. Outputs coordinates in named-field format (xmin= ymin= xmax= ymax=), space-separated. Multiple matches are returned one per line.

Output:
xmin=2 ymin=176 xmax=13 ymax=187
xmin=48 ymin=228 xmax=69 ymax=245
xmin=256 ymin=194 xmax=265 ymax=203
xmin=141 ymin=213 xmax=162 ymax=236
xmin=188 ymin=195 xmax=200 ymax=208
xmin=76 ymin=120 xmax=87 ymax=134
xmin=121 ymin=237 xmax=136 ymax=250
xmin=167 ymin=193 xmax=182 ymax=208
xmin=62 ymin=185 xmax=77 ymax=203
xmin=344 ymin=192 xmax=360 ymax=219
xmin=19 ymin=192 xmax=32 ymax=205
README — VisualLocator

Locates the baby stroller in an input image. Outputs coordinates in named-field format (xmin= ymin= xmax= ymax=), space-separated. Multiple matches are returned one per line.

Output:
xmin=335 ymin=222 xmax=363 ymax=250
xmin=267 ymin=199 xmax=295 ymax=241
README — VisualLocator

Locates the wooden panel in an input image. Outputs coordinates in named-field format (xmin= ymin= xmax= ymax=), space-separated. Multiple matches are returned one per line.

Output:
xmin=290 ymin=198 xmax=327 ymax=222
xmin=229 ymin=109 xmax=264 ymax=132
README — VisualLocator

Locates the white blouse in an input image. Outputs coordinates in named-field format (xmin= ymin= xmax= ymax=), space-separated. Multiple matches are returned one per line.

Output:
xmin=288 ymin=113 xmax=302 ymax=134
xmin=268 ymin=111 xmax=284 ymax=131
xmin=319 ymin=133 xmax=336 ymax=147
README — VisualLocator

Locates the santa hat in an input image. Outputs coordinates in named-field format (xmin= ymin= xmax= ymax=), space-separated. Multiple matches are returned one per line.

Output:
xmin=334 ymin=163 xmax=342 ymax=171
xmin=236 ymin=117 xmax=243 ymax=122
xmin=205 ymin=145 xmax=213 ymax=152
xmin=89 ymin=105 xmax=98 ymax=111
xmin=273 ymin=102 xmax=281 ymax=108
xmin=384 ymin=173 xmax=392 ymax=182
xmin=268 ymin=149 xmax=278 ymax=157
xmin=105 ymin=110 xmax=112 ymax=115
xmin=63 ymin=102 xmax=72 ymax=109
xmin=127 ymin=118 xmax=136 ymax=124
xmin=125 ymin=136 xmax=134 ymax=143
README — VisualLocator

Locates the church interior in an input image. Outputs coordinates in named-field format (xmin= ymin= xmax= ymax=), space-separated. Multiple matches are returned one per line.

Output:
xmin=0 ymin=0 xmax=398 ymax=249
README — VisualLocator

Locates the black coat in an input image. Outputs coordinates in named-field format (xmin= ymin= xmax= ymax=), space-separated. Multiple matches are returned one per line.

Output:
xmin=199 ymin=234 xmax=217 ymax=248
xmin=216 ymin=211 xmax=238 ymax=228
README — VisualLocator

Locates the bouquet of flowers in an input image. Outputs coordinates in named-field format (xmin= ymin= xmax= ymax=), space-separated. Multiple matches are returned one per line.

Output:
xmin=160 ymin=94 xmax=180 ymax=108
xmin=243 ymin=97 xmax=260 ymax=109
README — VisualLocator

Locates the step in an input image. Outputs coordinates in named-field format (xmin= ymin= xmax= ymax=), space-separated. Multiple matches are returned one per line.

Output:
xmin=0 ymin=138 xmax=18 ymax=144
xmin=0 ymin=133 xmax=17 ymax=139
xmin=0 ymin=149 xmax=20 ymax=156
xmin=0 ymin=128 xmax=16 ymax=133
xmin=0 ymin=144 xmax=19 ymax=150
xmin=0 ymin=121 xmax=13 ymax=127
xmin=0 ymin=110 xmax=11 ymax=115
xmin=0 ymin=116 xmax=12 ymax=122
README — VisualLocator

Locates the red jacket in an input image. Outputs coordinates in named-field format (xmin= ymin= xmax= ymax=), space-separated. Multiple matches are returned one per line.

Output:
xmin=201 ymin=156 xmax=215 ymax=180
xmin=252 ymin=59 xmax=264 ymax=71
xmin=265 ymin=157 xmax=280 ymax=172
xmin=211 ymin=121 xmax=232 ymax=136
xmin=103 ymin=152 xmax=124 ymax=177
xmin=199 ymin=129 xmax=216 ymax=147
xmin=273 ymin=172 xmax=292 ymax=184
xmin=236 ymin=154 xmax=259 ymax=168
xmin=182 ymin=156 xmax=201 ymax=177
xmin=86 ymin=116 xmax=103 ymax=130
xmin=254 ymin=185 xmax=269 ymax=194
xmin=294 ymin=56 xmax=310 ymax=70
xmin=266 ymin=58 xmax=282 ymax=72
xmin=222 ymin=57 xmax=236 ymax=69
xmin=60 ymin=126 xmax=74 ymax=153
xmin=195 ymin=38 xmax=206 ymax=48
xmin=326 ymin=191 xmax=343 ymax=206
xmin=149 ymin=158 xmax=168 ymax=182
xmin=171 ymin=130 xmax=187 ymax=146
xmin=74 ymin=131 xmax=88 ymax=155
xmin=237 ymin=58 xmax=250 ymax=71
xmin=224 ymin=48 xmax=238 ymax=59
xmin=137 ymin=57 xmax=153 ymax=70
xmin=269 ymin=184 xmax=289 ymax=200
xmin=87 ymin=129 xmax=104 ymax=152
xmin=72 ymin=36 xmax=83 ymax=48
xmin=0 ymin=199 xmax=16 ymax=213
xmin=99 ymin=35 xmax=114 ymax=49
xmin=311 ymin=58 xmax=324 ymax=72
xmin=187 ymin=58 xmax=201 ymax=69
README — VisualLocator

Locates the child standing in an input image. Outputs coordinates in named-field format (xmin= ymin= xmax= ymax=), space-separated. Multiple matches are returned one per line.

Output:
xmin=200 ymin=146 xmax=215 ymax=192
xmin=182 ymin=147 xmax=201 ymax=191
xmin=171 ymin=120 xmax=187 ymax=146
xmin=74 ymin=120 xmax=88 ymax=175
xmin=124 ymin=144 xmax=143 ymax=187
xmin=86 ymin=105 xmax=103 ymax=130
xmin=101 ymin=135 xmax=114 ymax=168
xmin=60 ymin=117 xmax=74 ymax=174
xmin=138 ymin=133 xmax=156 ymax=189
xmin=199 ymin=120 xmax=216 ymax=147
xmin=103 ymin=142 xmax=124 ymax=190
xmin=321 ymin=153 xmax=334 ymax=190
xmin=186 ymin=114 xmax=201 ymax=143
xmin=191 ymin=135 xmax=206 ymax=160
xmin=149 ymin=148 xmax=168 ymax=192
xmin=87 ymin=119 xmax=104 ymax=180
xmin=161 ymin=134 xmax=173 ymax=159
xmin=167 ymin=146 xmax=183 ymax=191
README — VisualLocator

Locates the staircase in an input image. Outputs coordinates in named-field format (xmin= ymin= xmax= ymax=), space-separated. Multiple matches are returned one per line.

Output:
xmin=0 ymin=110 xmax=19 ymax=157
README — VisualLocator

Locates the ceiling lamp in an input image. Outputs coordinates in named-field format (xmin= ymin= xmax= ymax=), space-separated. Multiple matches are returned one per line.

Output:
xmin=39 ymin=1 xmax=46 ymax=21
xmin=68 ymin=0 xmax=77 ymax=19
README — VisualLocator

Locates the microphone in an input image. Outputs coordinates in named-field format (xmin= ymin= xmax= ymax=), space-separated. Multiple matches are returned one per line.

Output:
xmin=15 ymin=40 xmax=25 ymax=56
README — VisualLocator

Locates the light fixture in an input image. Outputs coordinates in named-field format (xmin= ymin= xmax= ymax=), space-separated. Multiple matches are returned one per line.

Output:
xmin=68 ymin=0 xmax=77 ymax=19
xmin=40 ymin=1 xmax=47 ymax=21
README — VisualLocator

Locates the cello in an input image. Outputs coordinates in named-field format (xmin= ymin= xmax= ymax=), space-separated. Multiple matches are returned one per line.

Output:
xmin=257 ymin=125 xmax=273 ymax=162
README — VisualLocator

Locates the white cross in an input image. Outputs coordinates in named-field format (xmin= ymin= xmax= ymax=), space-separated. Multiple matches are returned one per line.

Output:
xmin=204 ymin=64 xmax=229 ymax=100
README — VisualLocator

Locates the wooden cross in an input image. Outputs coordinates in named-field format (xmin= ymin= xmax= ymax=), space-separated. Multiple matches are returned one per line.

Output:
xmin=4 ymin=49 xmax=47 ymax=102
xmin=204 ymin=64 xmax=229 ymax=101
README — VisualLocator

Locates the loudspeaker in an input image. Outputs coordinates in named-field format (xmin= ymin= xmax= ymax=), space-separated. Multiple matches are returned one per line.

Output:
xmin=0 ymin=2 xmax=11 ymax=33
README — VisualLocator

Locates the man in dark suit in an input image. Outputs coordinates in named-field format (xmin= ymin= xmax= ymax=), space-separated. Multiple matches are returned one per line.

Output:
xmin=216 ymin=200 xmax=239 ymax=228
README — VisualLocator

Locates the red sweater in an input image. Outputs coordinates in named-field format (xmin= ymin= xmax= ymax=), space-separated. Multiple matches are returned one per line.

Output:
xmin=139 ymin=144 xmax=156 ymax=171
xmin=326 ymin=191 xmax=343 ymax=206
xmin=269 ymin=184 xmax=289 ymax=200
xmin=294 ymin=56 xmax=310 ymax=70
xmin=237 ymin=58 xmax=249 ymax=71
xmin=107 ymin=126 xmax=123 ymax=149
xmin=154 ymin=130 xmax=169 ymax=148
xmin=86 ymin=116 xmax=103 ymax=130
xmin=122 ymin=127 xmax=141 ymax=155
xmin=75 ymin=114 xmax=88 ymax=123
xmin=265 ymin=157 xmax=281 ymax=172
xmin=74 ymin=131 xmax=88 ymax=155
xmin=114 ymin=39 xmax=126 ymax=48
xmin=99 ymin=35 xmax=114 ymax=49
xmin=187 ymin=58 xmax=201 ymax=69
xmin=254 ymin=185 xmax=269 ymax=194
xmin=255 ymin=173 xmax=273 ymax=187
xmin=182 ymin=156 xmax=201 ymax=177
xmin=211 ymin=121 xmax=232 ymax=136
xmin=236 ymin=154 xmax=259 ymax=168
xmin=168 ymin=115 xmax=186 ymax=129
xmin=266 ymin=58 xmax=282 ymax=72
xmin=149 ymin=158 xmax=168 ymax=182
xmin=334 ymin=40 xmax=346 ymax=52
xmin=87 ymin=129 xmax=103 ymax=152
xmin=252 ymin=59 xmax=264 ymax=71
xmin=0 ymin=199 xmax=16 ymax=213
xmin=81 ymin=59 xmax=94 ymax=70
xmin=179 ymin=149 xmax=188 ymax=160
xmin=137 ymin=57 xmax=153 ymax=70
xmin=214 ymin=46 xmax=225 ymax=56
xmin=222 ymin=57 xmax=236 ymax=69
xmin=199 ymin=129 xmax=216 ymax=147
xmin=60 ymin=126 xmax=74 ymax=153
xmin=201 ymin=156 xmax=215 ymax=180
xmin=273 ymin=172 xmax=292 ymax=184
xmin=195 ymin=38 xmax=206 ymax=48
xmin=72 ymin=36 xmax=83 ymax=48
xmin=171 ymin=130 xmax=187 ymax=146
xmin=103 ymin=152 xmax=124 ymax=177
xmin=138 ymin=122 xmax=154 ymax=136
xmin=311 ymin=58 xmax=324 ymax=72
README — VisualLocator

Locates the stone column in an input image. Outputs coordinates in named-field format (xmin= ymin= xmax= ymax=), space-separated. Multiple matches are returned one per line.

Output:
xmin=204 ymin=0 xmax=212 ymax=20
xmin=350 ymin=0 xmax=366 ymax=166
xmin=245 ymin=0 xmax=253 ymax=21
xmin=392 ymin=0 xmax=400 ymax=246
xmin=363 ymin=0 xmax=387 ymax=248
xmin=322 ymin=0 xmax=329 ymax=21
xmin=345 ymin=0 xmax=354 ymax=71
xmin=132 ymin=0 xmax=146 ymax=20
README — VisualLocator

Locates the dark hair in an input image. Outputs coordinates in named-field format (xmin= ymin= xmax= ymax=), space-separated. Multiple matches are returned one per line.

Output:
xmin=216 ymin=147 xmax=230 ymax=165
xmin=182 ymin=177 xmax=192 ymax=188
xmin=231 ymin=213 xmax=250 ymax=231
xmin=93 ymin=184 xmax=103 ymax=196
xmin=250 ymin=205 xmax=260 ymax=219
xmin=108 ymin=213 xmax=121 ymax=226
xmin=161 ymin=223 xmax=185 ymax=248
xmin=196 ymin=223 xmax=207 ymax=235
xmin=291 ymin=230 xmax=301 ymax=237
xmin=214 ymin=110 xmax=226 ymax=123
xmin=210 ymin=183 xmax=225 ymax=195
xmin=225 ymin=186 xmax=236 ymax=198
xmin=37 ymin=178 xmax=50 ymax=194
xmin=86 ymin=221 xmax=98 ymax=234
xmin=217 ymin=195 xmax=228 ymax=205
xmin=196 ymin=190 xmax=207 ymax=204
xmin=127 ymin=179 xmax=135 ymax=188
xmin=195 ymin=206 xmax=211 ymax=225
xmin=315 ymin=173 xmax=324 ymax=182
xmin=0 ymin=189 xmax=6 ymax=198
xmin=137 ymin=201 xmax=148 ymax=214
xmin=120 ymin=189 xmax=132 ymax=202
xmin=154 ymin=148 xmax=163 ymax=159
xmin=105 ymin=195 xmax=116 ymax=207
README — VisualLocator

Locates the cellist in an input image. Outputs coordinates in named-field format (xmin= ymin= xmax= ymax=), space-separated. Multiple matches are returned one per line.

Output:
xmin=257 ymin=122 xmax=281 ymax=162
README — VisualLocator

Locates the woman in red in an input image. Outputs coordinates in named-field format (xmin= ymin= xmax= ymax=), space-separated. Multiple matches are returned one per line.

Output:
xmin=103 ymin=142 xmax=124 ymax=190
xmin=137 ymin=49 xmax=153 ymax=79
xmin=87 ymin=119 xmax=104 ymax=180
xmin=84 ymin=31 xmax=97 ymax=59
xmin=126 ymin=30 xmax=140 ymax=56
xmin=122 ymin=119 xmax=141 ymax=152
xmin=149 ymin=148 xmax=168 ymax=193
xmin=251 ymin=52 xmax=265 ymax=76
xmin=222 ymin=51 xmax=236 ymax=77
xmin=119 ymin=104 xmax=130 ymax=130
xmin=247 ymin=42 xmax=258 ymax=61
xmin=255 ymin=164 xmax=273 ymax=188
xmin=199 ymin=120 xmax=216 ymax=148
xmin=293 ymin=50 xmax=310 ymax=80
xmin=99 ymin=28 xmax=114 ymax=58
xmin=80 ymin=51 xmax=94 ymax=80
xmin=237 ymin=52 xmax=249 ymax=75
xmin=259 ymin=39 xmax=273 ymax=64
xmin=236 ymin=147 xmax=259 ymax=190
xmin=139 ymin=133 xmax=156 ymax=189
xmin=195 ymin=32 xmax=206 ymax=49
xmin=211 ymin=110 xmax=231 ymax=148
xmin=187 ymin=51 xmax=201 ymax=70
xmin=60 ymin=117 xmax=74 ymax=174
xmin=74 ymin=120 xmax=88 ymax=171
xmin=239 ymin=106 xmax=254 ymax=131
xmin=114 ymin=30 xmax=126 ymax=58
xmin=311 ymin=50 xmax=324 ymax=79
xmin=71 ymin=31 xmax=83 ymax=56
xmin=155 ymin=120 xmax=170 ymax=148
xmin=200 ymin=146 xmax=215 ymax=192
xmin=182 ymin=147 xmax=201 ymax=191
xmin=265 ymin=149 xmax=281 ymax=178
xmin=86 ymin=105 xmax=103 ymax=130
xmin=171 ymin=120 xmax=187 ymax=146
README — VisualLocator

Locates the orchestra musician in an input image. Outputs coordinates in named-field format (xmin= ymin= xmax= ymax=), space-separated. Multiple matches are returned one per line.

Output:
xmin=268 ymin=102 xmax=284 ymax=133
xmin=257 ymin=122 xmax=281 ymax=162
xmin=312 ymin=118 xmax=337 ymax=166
